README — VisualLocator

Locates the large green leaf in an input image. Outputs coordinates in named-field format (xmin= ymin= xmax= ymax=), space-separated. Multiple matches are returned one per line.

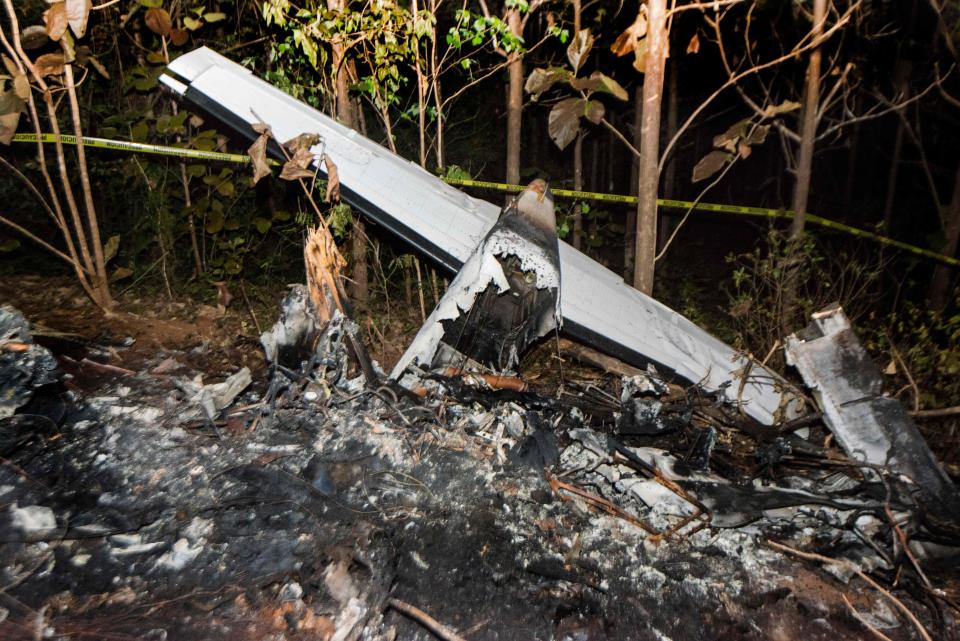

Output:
xmin=569 ymin=71 xmax=628 ymax=101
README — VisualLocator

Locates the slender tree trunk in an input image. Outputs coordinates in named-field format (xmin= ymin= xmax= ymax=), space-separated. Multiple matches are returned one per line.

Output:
xmin=327 ymin=0 xmax=366 ymax=304
xmin=882 ymin=61 xmax=913 ymax=232
xmin=412 ymin=0 xmax=427 ymax=168
xmin=430 ymin=0 xmax=444 ymax=170
xmin=505 ymin=9 xmax=523 ymax=187
xmin=929 ymin=161 xmax=960 ymax=309
xmin=65 ymin=63 xmax=113 ymax=309
xmin=788 ymin=0 xmax=826 ymax=239
xmin=625 ymin=86 xmax=642 ymax=282
xmin=881 ymin=119 xmax=905 ymax=231
xmin=570 ymin=0 xmax=583 ymax=250
xmin=573 ymin=133 xmax=584 ymax=249
xmin=633 ymin=0 xmax=667 ymax=295
xmin=782 ymin=0 xmax=826 ymax=334
xmin=659 ymin=61 xmax=679 ymax=251
xmin=841 ymin=104 xmax=860 ymax=216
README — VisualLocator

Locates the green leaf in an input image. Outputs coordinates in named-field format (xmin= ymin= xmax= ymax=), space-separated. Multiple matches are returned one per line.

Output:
xmin=205 ymin=210 xmax=224 ymax=234
xmin=204 ymin=12 xmax=226 ymax=22
xmin=569 ymin=71 xmax=628 ymax=101
xmin=183 ymin=16 xmax=202 ymax=31
xmin=130 ymin=119 xmax=149 ymax=142
xmin=254 ymin=217 xmax=272 ymax=234
xmin=0 ymin=238 xmax=21 ymax=252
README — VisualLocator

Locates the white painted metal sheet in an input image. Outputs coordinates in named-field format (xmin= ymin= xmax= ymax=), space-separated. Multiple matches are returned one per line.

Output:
xmin=163 ymin=47 xmax=785 ymax=425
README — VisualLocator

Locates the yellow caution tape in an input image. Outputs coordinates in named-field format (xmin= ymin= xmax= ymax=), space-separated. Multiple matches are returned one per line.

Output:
xmin=447 ymin=179 xmax=960 ymax=268
xmin=10 ymin=133 xmax=959 ymax=268
xmin=11 ymin=132 xmax=266 ymax=164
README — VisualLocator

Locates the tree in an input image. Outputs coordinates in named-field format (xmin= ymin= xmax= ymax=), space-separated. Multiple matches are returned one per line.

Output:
xmin=633 ymin=0 xmax=668 ymax=295
xmin=781 ymin=0 xmax=828 ymax=334
xmin=0 ymin=0 xmax=114 ymax=311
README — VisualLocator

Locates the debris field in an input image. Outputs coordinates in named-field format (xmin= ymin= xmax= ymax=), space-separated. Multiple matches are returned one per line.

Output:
xmin=1 ymin=293 xmax=959 ymax=641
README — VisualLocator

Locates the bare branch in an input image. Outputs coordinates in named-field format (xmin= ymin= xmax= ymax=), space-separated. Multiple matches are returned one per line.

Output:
xmin=816 ymin=80 xmax=937 ymax=141
xmin=767 ymin=541 xmax=934 ymax=641
xmin=0 ymin=215 xmax=81 ymax=269
xmin=668 ymin=0 xmax=745 ymax=13
xmin=656 ymin=122 xmax=759 ymax=262
xmin=600 ymin=117 xmax=640 ymax=158
xmin=935 ymin=65 xmax=960 ymax=109
xmin=816 ymin=61 xmax=854 ymax=124
xmin=659 ymin=1 xmax=861 ymax=174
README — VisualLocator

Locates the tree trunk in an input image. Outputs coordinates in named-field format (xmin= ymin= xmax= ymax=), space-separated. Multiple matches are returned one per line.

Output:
xmin=430 ymin=0 xmax=444 ymax=170
xmin=882 ymin=59 xmax=913 ymax=233
xmin=573 ymin=132 xmax=584 ymax=249
xmin=782 ymin=0 xmax=826 ymax=334
xmin=505 ymin=9 xmax=523 ymax=187
xmin=929 ymin=161 xmax=960 ymax=309
xmin=840 ymin=102 xmax=860 ymax=217
xmin=625 ymin=85 xmax=642 ymax=282
xmin=412 ymin=0 xmax=427 ymax=168
xmin=327 ymin=0 xmax=366 ymax=304
xmin=571 ymin=0 xmax=583 ymax=250
xmin=632 ymin=0 xmax=667 ymax=296
xmin=659 ymin=61 xmax=679 ymax=251
xmin=881 ymin=119 xmax=905 ymax=232
xmin=788 ymin=0 xmax=826 ymax=239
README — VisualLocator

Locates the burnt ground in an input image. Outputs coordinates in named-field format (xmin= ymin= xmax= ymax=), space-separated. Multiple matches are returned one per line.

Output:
xmin=1 ymin=277 xmax=959 ymax=641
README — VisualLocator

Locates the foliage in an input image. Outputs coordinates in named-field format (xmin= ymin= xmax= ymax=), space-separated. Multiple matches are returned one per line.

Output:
xmin=724 ymin=228 xmax=886 ymax=361
xmin=525 ymin=27 xmax=628 ymax=150
xmin=866 ymin=303 xmax=960 ymax=411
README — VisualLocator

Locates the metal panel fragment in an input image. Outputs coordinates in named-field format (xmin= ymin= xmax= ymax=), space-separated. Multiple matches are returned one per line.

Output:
xmin=786 ymin=304 xmax=960 ymax=522
xmin=162 ymin=47 xmax=786 ymax=424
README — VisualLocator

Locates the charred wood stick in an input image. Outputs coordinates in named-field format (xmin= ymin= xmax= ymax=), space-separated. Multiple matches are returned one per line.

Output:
xmin=557 ymin=338 xmax=645 ymax=378
xmin=911 ymin=405 xmax=960 ymax=419
xmin=76 ymin=357 xmax=137 ymax=377
xmin=777 ymin=412 xmax=824 ymax=434
xmin=386 ymin=598 xmax=469 ymax=641
xmin=546 ymin=472 xmax=659 ymax=536
xmin=767 ymin=540 xmax=934 ymax=641
xmin=842 ymin=594 xmax=895 ymax=641
xmin=440 ymin=367 xmax=529 ymax=392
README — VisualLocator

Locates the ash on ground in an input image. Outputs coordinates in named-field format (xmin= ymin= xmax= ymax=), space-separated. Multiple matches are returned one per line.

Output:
xmin=1 ymin=299 xmax=957 ymax=641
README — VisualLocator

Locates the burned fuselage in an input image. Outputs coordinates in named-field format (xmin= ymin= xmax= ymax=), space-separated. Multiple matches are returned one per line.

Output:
xmin=392 ymin=181 xmax=561 ymax=376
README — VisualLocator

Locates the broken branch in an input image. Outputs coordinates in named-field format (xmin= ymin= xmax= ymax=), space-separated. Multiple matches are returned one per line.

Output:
xmin=767 ymin=540 xmax=934 ymax=641
xmin=387 ymin=598 xmax=470 ymax=641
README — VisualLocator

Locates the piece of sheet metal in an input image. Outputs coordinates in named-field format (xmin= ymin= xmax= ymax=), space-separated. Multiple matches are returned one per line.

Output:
xmin=786 ymin=305 xmax=960 ymax=523
xmin=162 ymin=47 xmax=785 ymax=425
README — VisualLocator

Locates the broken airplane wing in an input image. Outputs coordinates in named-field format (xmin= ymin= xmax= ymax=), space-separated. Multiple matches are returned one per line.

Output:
xmin=162 ymin=47 xmax=786 ymax=425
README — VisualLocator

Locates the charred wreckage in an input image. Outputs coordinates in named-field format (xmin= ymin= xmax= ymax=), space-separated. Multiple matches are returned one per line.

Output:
xmin=0 ymin=47 xmax=958 ymax=641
